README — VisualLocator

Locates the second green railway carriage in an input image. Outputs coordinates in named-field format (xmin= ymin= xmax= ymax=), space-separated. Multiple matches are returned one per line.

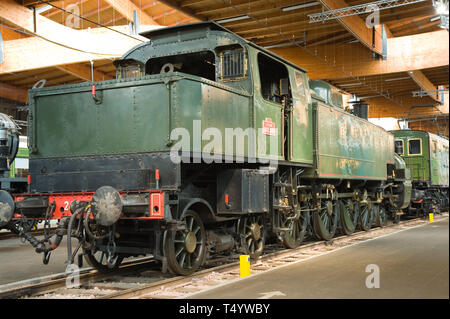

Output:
xmin=391 ymin=129 xmax=449 ymax=215
xmin=1 ymin=22 xmax=411 ymax=275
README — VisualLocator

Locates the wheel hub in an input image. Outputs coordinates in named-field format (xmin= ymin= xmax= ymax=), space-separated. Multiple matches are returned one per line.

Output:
xmin=185 ymin=232 xmax=197 ymax=253
xmin=326 ymin=201 xmax=333 ymax=216
xmin=250 ymin=223 xmax=261 ymax=241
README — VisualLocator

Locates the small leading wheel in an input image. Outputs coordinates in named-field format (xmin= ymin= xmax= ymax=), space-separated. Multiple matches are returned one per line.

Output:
xmin=375 ymin=204 xmax=388 ymax=227
xmin=340 ymin=199 xmax=359 ymax=235
xmin=238 ymin=214 xmax=265 ymax=259
xmin=83 ymin=247 xmax=124 ymax=272
xmin=163 ymin=210 xmax=206 ymax=276
xmin=313 ymin=200 xmax=338 ymax=241
xmin=359 ymin=201 xmax=373 ymax=231
xmin=282 ymin=205 xmax=310 ymax=249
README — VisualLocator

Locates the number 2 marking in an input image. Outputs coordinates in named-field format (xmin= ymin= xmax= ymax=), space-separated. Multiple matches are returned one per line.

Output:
xmin=64 ymin=201 xmax=70 ymax=211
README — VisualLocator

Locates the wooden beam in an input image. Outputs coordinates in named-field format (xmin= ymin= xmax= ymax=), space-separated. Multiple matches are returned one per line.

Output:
xmin=0 ymin=82 xmax=28 ymax=103
xmin=0 ymin=0 xmax=152 ymax=57
xmin=157 ymin=0 xmax=202 ymax=22
xmin=55 ymin=63 xmax=114 ymax=82
xmin=408 ymin=70 xmax=440 ymax=103
xmin=271 ymin=30 xmax=449 ymax=80
xmin=394 ymin=21 xmax=440 ymax=37
xmin=102 ymin=0 xmax=158 ymax=25
xmin=317 ymin=0 xmax=383 ymax=55
xmin=0 ymin=25 xmax=24 ymax=40
xmin=0 ymin=26 xmax=152 ymax=74
xmin=367 ymin=95 xmax=446 ymax=118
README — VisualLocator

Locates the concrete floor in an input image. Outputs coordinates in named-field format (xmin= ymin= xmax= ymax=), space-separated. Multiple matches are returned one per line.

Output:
xmin=189 ymin=218 xmax=449 ymax=299
xmin=0 ymin=235 xmax=81 ymax=286
xmin=1 ymin=219 xmax=448 ymax=298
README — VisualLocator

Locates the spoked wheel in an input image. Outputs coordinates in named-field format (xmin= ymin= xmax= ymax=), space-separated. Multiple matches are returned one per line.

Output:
xmin=83 ymin=247 xmax=124 ymax=271
xmin=163 ymin=210 xmax=206 ymax=276
xmin=339 ymin=199 xmax=359 ymax=235
xmin=238 ymin=214 xmax=265 ymax=258
xmin=282 ymin=205 xmax=310 ymax=249
xmin=359 ymin=201 xmax=373 ymax=231
xmin=313 ymin=200 xmax=338 ymax=241
xmin=392 ymin=210 xmax=401 ymax=224
xmin=375 ymin=204 xmax=388 ymax=227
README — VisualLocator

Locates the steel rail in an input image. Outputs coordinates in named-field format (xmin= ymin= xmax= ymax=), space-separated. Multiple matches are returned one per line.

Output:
xmin=0 ymin=257 xmax=156 ymax=299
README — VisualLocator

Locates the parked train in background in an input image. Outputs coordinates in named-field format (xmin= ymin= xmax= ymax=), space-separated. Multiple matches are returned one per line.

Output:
xmin=0 ymin=22 xmax=412 ymax=275
xmin=392 ymin=130 xmax=449 ymax=216
xmin=0 ymin=113 xmax=29 ymax=230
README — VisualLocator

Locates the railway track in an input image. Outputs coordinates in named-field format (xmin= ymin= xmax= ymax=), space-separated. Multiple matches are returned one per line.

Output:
xmin=0 ymin=213 xmax=447 ymax=299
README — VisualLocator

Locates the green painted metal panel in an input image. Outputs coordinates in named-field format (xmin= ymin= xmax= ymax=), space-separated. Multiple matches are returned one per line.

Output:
xmin=31 ymin=79 xmax=170 ymax=158
xmin=429 ymin=133 xmax=449 ymax=186
xmin=200 ymin=83 xmax=252 ymax=158
xmin=8 ymin=161 xmax=15 ymax=178
xmin=249 ymin=46 xmax=283 ymax=162
xmin=391 ymin=130 xmax=431 ymax=182
xmin=170 ymin=77 xmax=253 ymax=159
xmin=289 ymin=70 xmax=313 ymax=164
xmin=253 ymin=95 xmax=283 ymax=161
xmin=16 ymin=148 xmax=29 ymax=157
xmin=315 ymin=104 xmax=393 ymax=180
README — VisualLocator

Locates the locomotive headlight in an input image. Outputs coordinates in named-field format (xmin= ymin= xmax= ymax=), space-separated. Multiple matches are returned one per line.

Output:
xmin=90 ymin=186 xmax=123 ymax=226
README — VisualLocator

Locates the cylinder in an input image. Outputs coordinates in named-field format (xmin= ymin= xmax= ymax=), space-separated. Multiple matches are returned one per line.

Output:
xmin=207 ymin=231 xmax=235 ymax=252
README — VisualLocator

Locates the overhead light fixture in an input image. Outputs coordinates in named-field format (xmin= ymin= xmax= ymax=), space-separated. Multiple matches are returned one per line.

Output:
xmin=358 ymin=94 xmax=384 ymax=99
xmin=282 ymin=2 xmax=320 ymax=12
xmin=385 ymin=77 xmax=411 ymax=82
xmin=433 ymin=0 xmax=449 ymax=15
xmin=339 ymin=83 xmax=362 ymax=87
xmin=216 ymin=15 xmax=249 ymax=24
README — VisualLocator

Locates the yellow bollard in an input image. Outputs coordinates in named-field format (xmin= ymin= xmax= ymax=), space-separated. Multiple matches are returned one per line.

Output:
xmin=429 ymin=213 xmax=434 ymax=223
xmin=240 ymin=255 xmax=250 ymax=278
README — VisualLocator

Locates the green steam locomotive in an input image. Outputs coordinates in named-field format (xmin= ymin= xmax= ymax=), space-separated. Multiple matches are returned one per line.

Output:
xmin=1 ymin=22 xmax=411 ymax=275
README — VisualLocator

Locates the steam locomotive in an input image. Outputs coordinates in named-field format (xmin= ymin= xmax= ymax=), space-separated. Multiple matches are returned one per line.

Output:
xmin=1 ymin=22 xmax=412 ymax=275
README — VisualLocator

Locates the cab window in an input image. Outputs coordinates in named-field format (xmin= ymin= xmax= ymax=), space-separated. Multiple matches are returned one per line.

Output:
xmin=294 ymin=71 xmax=305 ymax=96
xmin=258 ymin=53 xmax=291 ymax=104
xmin=218 ymin=47 xmax=247 ymax=81
xmin=394 ymin=140 xmax=404 ymax=155
xmin=145 ymin=51 xmax=216 ymax=81
xmin=408 ymin=139 xmax=422 ymax=155
xmin=115 ymin=60 xmax=143 ymax=79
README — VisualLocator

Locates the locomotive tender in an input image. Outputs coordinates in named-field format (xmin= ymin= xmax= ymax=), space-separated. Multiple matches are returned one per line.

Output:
xmin=0 ymin=22 xmax=411 ymax=275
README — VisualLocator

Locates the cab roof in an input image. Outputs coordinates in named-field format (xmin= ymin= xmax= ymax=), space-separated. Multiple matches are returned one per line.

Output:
xmin=139 ymin=21 xmax=307 ymax=73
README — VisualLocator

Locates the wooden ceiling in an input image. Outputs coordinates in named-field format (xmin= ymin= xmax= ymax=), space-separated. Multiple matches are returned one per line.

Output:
xmin=328 ymin=66 xmax=449 ymax=99
xmin=16 ymin=0 xmax=444 ymax=47
xmin=2 ymin=0 xmax=448 ymax=136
